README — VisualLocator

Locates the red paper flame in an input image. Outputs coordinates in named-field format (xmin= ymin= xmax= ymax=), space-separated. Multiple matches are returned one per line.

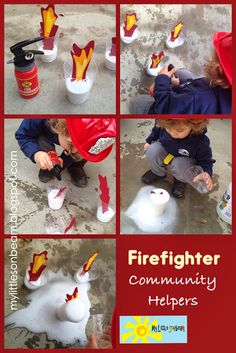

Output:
xmin=55 ymin=186 xmax=67 ymax=198
xmin=64 ymin=216 xmax=76 ymax=234
xmin=28 ymin=251 xmax=48 ymax=282
xmin=151 ymin=51 xmax=165 ymax=69
xmin=40 ymin=5 xmax=59 ymax=50
xmin=170 ymin=22 xmax=184 ymax=42
xmin=81 ymin=250 xmax=99 ymax=275
xmin=124 ymin=13 xmax=138 ymax=37
xmin=98 ymin=174 xmax=110 ymax=213
xmin=109 ymin=37 xmax=116 ymax=57
xmin=66 ymin=287 xmax=78 ymax=303
xmin=71 ymin=41 xmax=95 ymax=81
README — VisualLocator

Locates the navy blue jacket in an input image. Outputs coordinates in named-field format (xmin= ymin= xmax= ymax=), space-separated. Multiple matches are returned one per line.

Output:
xmin=146 ymin=125 xmax=214 ymax=176
xmin=14 ymin=119 xmax=75 ymax=165
xmin=148 ymin=75 xmax=231 ymax=114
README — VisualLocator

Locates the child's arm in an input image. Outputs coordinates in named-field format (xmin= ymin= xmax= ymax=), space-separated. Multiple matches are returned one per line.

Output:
xmin=152 ymin=66 xmax=195 ymax=114
xmin=194 ymin=136 xmax=215 ymax=190
xmin=15 ymin=119 xmax=49 ymax=162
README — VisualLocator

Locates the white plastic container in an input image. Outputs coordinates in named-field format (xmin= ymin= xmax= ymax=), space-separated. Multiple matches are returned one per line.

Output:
xmin=74 ymin=264 xmax=100 ymax=283
xmin=120 ymin=25 xmax=139 ymax=44
xmin=24 ymin=267 xmax=48 ymax=290
xmin=47 ymin=186 xmax=67 ymax=210
xmin=63 ymin=62 xmax=96 ymax=105
xmin=166 ymin=32 xmax=185 ymax=49
xmin=216 ymin=182 xmax=232 ymax=225
xmin=184 ymin=166 xmax=208 ymax=193
xmin=56 ymin=298 xmax=86 ymax=323
xmin=105 ymin=37 xmax=116 ymax=71
xmin=150 ymin=188 xmax=170 ymax=216
xmin=146 ymin=54 xmax=165 ymax=76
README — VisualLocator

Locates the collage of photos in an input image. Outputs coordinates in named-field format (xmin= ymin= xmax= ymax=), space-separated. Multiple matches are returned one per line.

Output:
xmin=3 ymin=1 xmax=232 ymax=351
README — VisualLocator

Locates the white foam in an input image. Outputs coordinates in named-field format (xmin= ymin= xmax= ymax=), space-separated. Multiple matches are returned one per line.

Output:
xmin=166 ymin=33 xmax=185 ymax=48
xmin=125 ymin=186 xmax=178 ymax=233
xmin=97 ymin=205 xmax=115 ymax=223
xmin=120 ymin=25 xmax=139 ymax=44
xmin=39 ymin=45 xmax=58 ymax=63
xmin=5 ymin=270 xmax=91 ymax=346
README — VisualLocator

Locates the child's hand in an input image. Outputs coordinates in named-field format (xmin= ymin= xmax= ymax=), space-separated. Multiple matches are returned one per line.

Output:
xmin=171 ymin=75 xmax=180 ymax=87
xmin=193 ymin=172 xmax=213 ymax=191
xmin=144 ymin=143 xmax=150 ymax=152
xmin=87 ymin=333 xmax=112 ymax=349
xmin=34 ymin=151 xmax=54 ymax=171
xmin=158 ymin=64 xmax=178 ymax=78
xmin=148 ymin=82 xmax=155 ymax=96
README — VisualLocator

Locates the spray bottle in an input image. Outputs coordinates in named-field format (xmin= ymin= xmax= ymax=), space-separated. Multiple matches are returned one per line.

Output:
xmin=7 ymin=37 xmax=44 ymax=98
xmin=47 ymin=151 xmax=63 ymax=180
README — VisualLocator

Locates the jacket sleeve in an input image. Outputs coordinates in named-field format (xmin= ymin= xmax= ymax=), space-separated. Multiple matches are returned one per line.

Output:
xmin=15 ymin=119 xmax=47 ymax=163
xmin=152 ymin=75 xmax=195 ymax=114
xmin=146 ymin=124 xmax=161 ymax=144
xmin=196 ymin=136 xmax=214 ymax=177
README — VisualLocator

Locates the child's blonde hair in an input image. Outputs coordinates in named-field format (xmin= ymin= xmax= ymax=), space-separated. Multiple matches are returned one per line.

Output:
xmin=156 ymin=119 xmax=208 ymax=135
xmin=47 ymin=119 xmax=82 ymax=160
xmin=204 ymin=51 xmax=230 ymax=89
xmin=47 ymin=119 xmax=70 ymax=138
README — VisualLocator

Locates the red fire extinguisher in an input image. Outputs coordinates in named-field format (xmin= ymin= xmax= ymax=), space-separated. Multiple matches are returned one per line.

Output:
xmin=47 ymin=151 xmax=63 ymax=180
xmin=7 ymin=37 xmax=44 ymax=99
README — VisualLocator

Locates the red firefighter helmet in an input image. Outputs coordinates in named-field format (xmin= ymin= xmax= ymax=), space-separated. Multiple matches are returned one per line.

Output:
xmin=66 ymin=118 xmax=116 ymax=162
xmin=213 ymin=32 xmax=232 ymax=86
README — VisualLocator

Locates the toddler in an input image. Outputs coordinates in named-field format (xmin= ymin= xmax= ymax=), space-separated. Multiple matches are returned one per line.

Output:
xmin=142 ymin=119 xmax=214 ymax=198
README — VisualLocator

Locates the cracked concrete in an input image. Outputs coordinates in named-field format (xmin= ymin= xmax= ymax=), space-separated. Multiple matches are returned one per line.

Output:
xmin=4 ymin=4 xmax=116 ymax=114
xmin=120 ymin=4 xmax=232 ymax=113
xmin=5 ymin=119 xmax=116 ymax=235
xmin=4 ymin=238 xmax=115 ymax=348
xmin=120 ymin=119 xmax=232 ymax=234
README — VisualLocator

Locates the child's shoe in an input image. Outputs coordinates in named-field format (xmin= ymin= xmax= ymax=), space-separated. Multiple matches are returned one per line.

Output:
xmin=141 ymin=169 xmax=166 ymax=184
xmin=67 ymin=161 xmax=88 ymax=188
xmin=171 ymin=178 xmax=186 ymax=198
xmin=38 ymin=169 xmax=54 ymax=183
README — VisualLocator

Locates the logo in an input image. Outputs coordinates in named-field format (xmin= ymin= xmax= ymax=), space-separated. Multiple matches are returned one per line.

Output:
xmin=22 ymin=81 xmax=32 ymax=88
xmin=178 ymin=148 xmax=189 ymax=156
xmin=120 ymin=316 xmax=187 ymax=344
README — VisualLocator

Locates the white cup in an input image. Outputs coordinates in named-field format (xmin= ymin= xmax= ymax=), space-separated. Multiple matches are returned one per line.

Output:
xmin=150 ymin=188 xmax=170 ymax=216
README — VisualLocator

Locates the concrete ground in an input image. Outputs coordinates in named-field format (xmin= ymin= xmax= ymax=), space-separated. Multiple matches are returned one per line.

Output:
xmin=4 ymin=238 xmax=116 ymax=348
xmin=120 ymin=119 xmax=232 ymax=234
xmin=5 ymin=119 xmax=116 ymax=235
xmin=120 ymin=4 xmax=232 ymax=113
xmin=5 ymin=4 xmax=116 ymax=114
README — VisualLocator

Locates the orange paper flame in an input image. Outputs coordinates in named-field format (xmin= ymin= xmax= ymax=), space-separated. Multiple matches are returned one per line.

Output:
xmin=98 ymin=174 xmax=110 ymax=213
xmin=124 ymin=13 xmax=138 ymax=37
xmin=41 ymin=5 xmax=58 ymax=38
xmin=82 ymin=251 xmax=99 ymax=274
xmin=28 ymin=251 xmax=48 ymax=282
xmin=71 ymin=41 xmax=95 ymax=81
xmin=66 ymin=287 xmax=78 ymax=303
xmin=151 ymin=51 xmax=165 ymax=69
xmin=170 ymin=22 xmax=184 ymax=41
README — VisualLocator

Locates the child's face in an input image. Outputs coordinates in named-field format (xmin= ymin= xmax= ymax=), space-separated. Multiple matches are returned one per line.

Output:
xmin=165 ymin=124 xmax=192 ymax=139
xmin=58 ymin=134 xmax=81 ymax=160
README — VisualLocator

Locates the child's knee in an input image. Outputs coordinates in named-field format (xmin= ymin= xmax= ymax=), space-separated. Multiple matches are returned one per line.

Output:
xmin=171 ymin=157 xmax=194 ymax=180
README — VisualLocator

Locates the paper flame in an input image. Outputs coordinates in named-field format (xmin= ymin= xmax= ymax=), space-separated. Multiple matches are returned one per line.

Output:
xmin=109 ymin=37 xmax=116 ymax=57
xmin=82 ymin=251 xmax=99 ymax=274
xmin=98 ymin=174 xmax=110 ymax=213
xmin=64 ymin=216 xmax=76 ymax=234
xmin=151 ymin=51 xmax=164 ymax=69
xmin=71 ymin=41 xmax=95 ymax=81
xmin=170 ymin=22 xmax=184 ymax=41
xmin=40 ymin=5 xmax=59 ymax=50
xmin=28 ymin=251 xmax=48 ymax=282
xmin=124 ymin=13 xmax=138 ymax=37
xmin=66 ymin=287 xmax=78 ymax=303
